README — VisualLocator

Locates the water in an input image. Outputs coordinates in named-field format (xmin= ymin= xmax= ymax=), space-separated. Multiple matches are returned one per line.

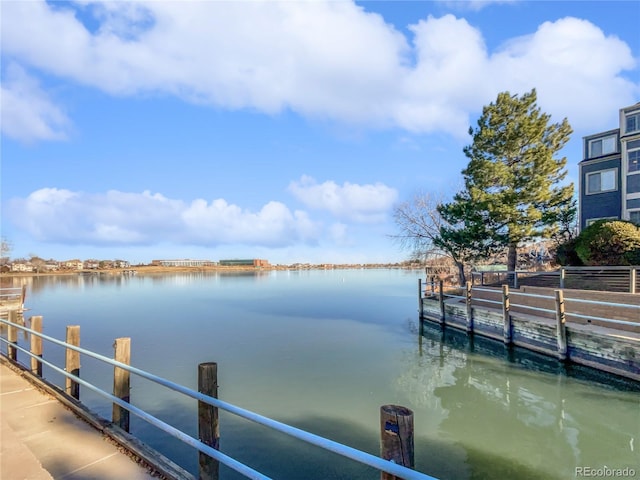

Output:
xmin=6 ymin=270 xmax=640 ymax=479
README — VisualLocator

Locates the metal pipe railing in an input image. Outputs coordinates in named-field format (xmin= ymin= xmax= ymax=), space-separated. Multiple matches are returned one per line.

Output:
xmin=0 ymin=338 xmax=270 ymax=480
xmin=0 ymin=318 xmax=437 ymax=480
xmin=437 ymin=284 xmax=639 ymax=327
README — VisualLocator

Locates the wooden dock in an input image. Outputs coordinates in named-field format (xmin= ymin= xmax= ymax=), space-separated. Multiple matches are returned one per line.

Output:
xmin=420 ymin=282 xmax=640 ymax=382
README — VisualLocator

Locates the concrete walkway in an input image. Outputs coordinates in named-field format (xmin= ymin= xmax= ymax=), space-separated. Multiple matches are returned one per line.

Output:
xmin=1 ymin=362 xmax=159 ymax=480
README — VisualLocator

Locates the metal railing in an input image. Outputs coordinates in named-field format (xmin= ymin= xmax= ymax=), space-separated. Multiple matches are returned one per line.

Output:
xmin=0 ymin=286 xmax=25 ymax=300
xmin=470 ymin=266 xmax=639 ymax=293
xmin=423 ymin=279 xmax=640 ymax=329
xmin=0 ymin=316 xmax=437 ymax=480
xmin=471 ymin=286 xmax=640 ymax=328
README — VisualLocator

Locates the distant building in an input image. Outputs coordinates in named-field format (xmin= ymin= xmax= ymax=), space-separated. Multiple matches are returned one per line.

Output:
xmin=64 ymin=260 xmax=83 ymax=270
xmin=579 ymin=102 xmax=640 ymax=230
xmin=84 ymin=259 xmax=100 ymax=269
xmin=11 ymin=260 xmax=33 ymax=272
xmin=151 ymin=259 xmax=216 ymax=267
xmin=218 ymin=259 xmax=270 ymax=267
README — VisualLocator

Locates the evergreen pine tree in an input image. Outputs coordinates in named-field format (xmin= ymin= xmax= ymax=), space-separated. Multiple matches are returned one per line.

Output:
xmin=438 ymin=89 xmax=574 ymax=272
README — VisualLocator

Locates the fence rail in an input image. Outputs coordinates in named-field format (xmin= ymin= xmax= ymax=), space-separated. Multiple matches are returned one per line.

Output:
xmin=0 ymin=314 xmax=437 ymax=480
xmin=467 ymin=266 xmax=639 ymax=293
xmin=418 ymin=278 xmax=640 ymax=380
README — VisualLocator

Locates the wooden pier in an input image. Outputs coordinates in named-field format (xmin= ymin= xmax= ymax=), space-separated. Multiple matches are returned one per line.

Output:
xmin=419 ymin=280 xmax=640 ymax=382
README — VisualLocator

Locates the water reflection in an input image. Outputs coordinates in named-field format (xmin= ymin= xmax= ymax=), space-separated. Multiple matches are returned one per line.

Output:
xmin=397 ymin=321 xmax=640 ymax=479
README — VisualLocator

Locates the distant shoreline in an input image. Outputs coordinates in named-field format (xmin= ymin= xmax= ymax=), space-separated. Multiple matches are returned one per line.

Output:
xmin=3 ymin=264 xmax=423 ymax=277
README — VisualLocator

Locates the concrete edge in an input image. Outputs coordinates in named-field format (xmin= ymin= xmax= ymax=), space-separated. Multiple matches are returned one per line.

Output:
xmin=0 ymin=356 xmax=196 ymax=480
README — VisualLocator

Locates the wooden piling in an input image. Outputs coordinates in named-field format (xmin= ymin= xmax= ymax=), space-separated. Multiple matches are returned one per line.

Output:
xmin=502 ymin=285 xmax=511 ymax=344
xmin=65 ymin=325 xmax=80 ymax=400
xmin=418 ymin=279 xmax=424 ymax=319
xmin=438 ymin=280 xmax=445 ymax=324
xmin=465 ymin=281 xmax=473 ymax=333
xmin=631 ymin=268 xmax=637 ymax=294
xmin=30 ymin=316 xmax=43 ymax=377
xmin=380 ymin=404 xmax=414 ymax=480
xmin=198 ymin=362 xmax=219 ymax=480
xmin=112 ymin=337 xmax=131 ymax=432
xmin=7 ymin=310 xmax=18 ymax=361
xmin=555 ymin=290 xmax=568 ymax=361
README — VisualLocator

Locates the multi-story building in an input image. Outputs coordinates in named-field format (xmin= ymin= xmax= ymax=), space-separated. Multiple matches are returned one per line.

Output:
xmin=579 ymin=102 xmax=640 ymax=230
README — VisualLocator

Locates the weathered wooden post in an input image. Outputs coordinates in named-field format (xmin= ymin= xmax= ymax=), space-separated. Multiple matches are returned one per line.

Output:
xmin=480 ymin=272 xmax=485 ymax=286
xmin=21 ymin=284 xmax=27 ymax=307
xmin=513 ymin=271 xmax=519 ymax=289
xmin=30 ymin=316 xmax=43 ymax=377
xmin=7 ymin=310 xmax=18 ymax=361
xmin=65 ymin=325 xmax=80 ymax=400
xmin=630 ymin=267 xmax=637 ymax=294
xmin=198 ymin=362 xmax=219 ymax=480
xmin=465 ymin=281 xmax=473 ymax=333
xmin=559 ymin=268 xmax=565 ymax=289
xmin=418 ymin=279 xmax=424 ymax=319
xmin=380 ymin=405 xmax=414 ymax=480
xmin=438 ymin=280 xmax=445 ymax=324
xmin=112 ymin=337 xmax=131 ymax=432
xmin=554 ymin=290 xmax=568 ymax=361
xmin=502 ymin=285 xmax=511 ymax=344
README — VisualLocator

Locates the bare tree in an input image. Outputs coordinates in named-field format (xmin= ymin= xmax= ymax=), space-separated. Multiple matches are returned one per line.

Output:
xmin=392 ymin=191 xmax=476 ymax=285
xmin=29 ymin=254 xmax=46 ymax=274
xmin=1 ymin=237 xmax=11 ymax=259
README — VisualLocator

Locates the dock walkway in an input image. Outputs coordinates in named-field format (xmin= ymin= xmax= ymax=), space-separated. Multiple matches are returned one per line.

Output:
xmin=0 ymin=361 xmax=159 ymax=480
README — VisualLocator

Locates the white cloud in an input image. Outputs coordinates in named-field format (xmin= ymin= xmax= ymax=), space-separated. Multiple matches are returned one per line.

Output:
xmin=1 ymin=1 xmax=637 ymax=138
xmin=0 ymin=63 xmax=71 ymax=142
xmin=288 ymin=175 xmax=398 ymax=223
xmin=489 ymin=17 xmax=638 ymax=130
xmin=8 ymin=188 xmax=321 ymax=248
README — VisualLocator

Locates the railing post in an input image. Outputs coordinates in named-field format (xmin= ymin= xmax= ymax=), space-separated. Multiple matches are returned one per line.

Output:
xmin=438 ymin=280 xmax=445 ymax=324
xmin=513 ymin=271 xmax=519 ymax=289
xmin=502 ymin=285 xmax=511 ymax=344
xmin=630 ymin=267 xmax=636 ymax=294
xmin=30 ymin=315 xmax=43 ymax=376
xmin=465 ymin=281 xmax=473 ymax=333
xmin=65 ymin=325 xmax=81 ymax=400
xmin=112 ymin=337 xmax=131 ymax=432
xmin=560 ymin=268 xmax=565 ymax=289
xmin=555 ymin=290 xmax=568 ymax=361
xmin=7 ymin=310 xmax=18 ymax=361
xmin=198 ymin=362 xmax=219 ymax=480
xmin=380 ymin=405 xmax=414 ymax=480
xmin=418 ymin=279 xmax=424 ymax=319
xmin=481 ymin=272 xmax=485 ymax=286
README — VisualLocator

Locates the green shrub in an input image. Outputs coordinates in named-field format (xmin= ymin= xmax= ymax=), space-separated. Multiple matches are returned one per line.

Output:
xmin=574 ymin=220 xmax=640 ymax=266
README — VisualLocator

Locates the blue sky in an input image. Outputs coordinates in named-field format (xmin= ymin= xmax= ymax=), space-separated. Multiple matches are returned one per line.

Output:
xmin=1 ymin=0 xmax=639 ymax=265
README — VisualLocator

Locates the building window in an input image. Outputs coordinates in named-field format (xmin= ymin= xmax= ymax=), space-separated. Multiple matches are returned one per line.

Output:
xmin=626 ymin=112 xmax=640 ymax=134
xmin=589 ymin=135 xmax=616 ymax=157
xmin=627 ymin=139 xmax=640 ymax=174
xmin=586 ymin=169 xmax=617 ymax=194
xmin=630 ymin=211 xmax=640 ymax=226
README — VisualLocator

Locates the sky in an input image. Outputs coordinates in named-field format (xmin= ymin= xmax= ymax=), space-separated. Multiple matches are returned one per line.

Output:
xmin=1 ymin=0 xmax=639 ymax=265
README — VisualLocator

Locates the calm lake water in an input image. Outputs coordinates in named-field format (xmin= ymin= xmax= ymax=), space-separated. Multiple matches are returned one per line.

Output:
xmin=7 ymin=269 xmax=640 ymax=479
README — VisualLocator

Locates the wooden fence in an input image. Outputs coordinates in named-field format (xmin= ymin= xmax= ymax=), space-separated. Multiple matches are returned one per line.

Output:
xmin=418 ymin=279 xmax=640 ymax=381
